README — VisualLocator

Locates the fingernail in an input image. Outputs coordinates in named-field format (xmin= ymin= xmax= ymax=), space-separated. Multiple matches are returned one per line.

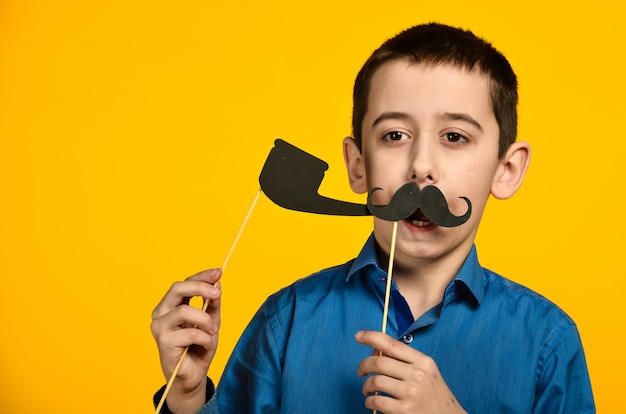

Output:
xmin=355 ymin=330 xmax=364 ymax=340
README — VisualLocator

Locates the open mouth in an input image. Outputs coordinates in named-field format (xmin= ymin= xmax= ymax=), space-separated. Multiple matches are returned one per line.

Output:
xmin=406 ymin=208 xmax=433 ymax=228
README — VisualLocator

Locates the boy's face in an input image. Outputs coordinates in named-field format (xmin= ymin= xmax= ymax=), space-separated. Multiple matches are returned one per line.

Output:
xmin=347 ymin=59 xmax=503 ymax=267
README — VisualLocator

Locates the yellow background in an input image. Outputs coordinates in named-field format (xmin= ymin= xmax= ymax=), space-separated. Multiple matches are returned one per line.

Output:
xmin=1 ymin=1 xmax=622 ymax=412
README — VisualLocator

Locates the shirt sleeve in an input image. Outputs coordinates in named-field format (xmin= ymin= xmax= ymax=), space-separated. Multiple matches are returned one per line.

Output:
xmin=213 ymin=291 xmax=293 ymax=413
xmin=152 ymin=377 xmax=216 ymax=414
xmin=533 ymin=322 xmax=595 ymax=414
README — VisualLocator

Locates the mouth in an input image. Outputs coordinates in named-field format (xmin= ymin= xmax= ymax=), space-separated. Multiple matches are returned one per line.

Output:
xmin=405 ymin=208 xmax=433 ymax=228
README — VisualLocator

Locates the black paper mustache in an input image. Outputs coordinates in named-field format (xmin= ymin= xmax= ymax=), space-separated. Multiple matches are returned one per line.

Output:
xmin=367 ymin=183 xmax=471 ymax=227
xmin=259 ymin=139 xmax=471 ymax=227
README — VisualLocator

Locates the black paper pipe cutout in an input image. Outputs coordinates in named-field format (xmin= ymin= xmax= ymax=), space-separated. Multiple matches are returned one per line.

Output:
xmin=259 ymin=139 xmax=370 ymax=216
xmin=258 ymin=138 xmax=471 ymax=227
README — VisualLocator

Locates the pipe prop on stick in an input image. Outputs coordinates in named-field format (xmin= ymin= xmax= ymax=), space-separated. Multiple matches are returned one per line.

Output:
xmin=156 ymin=138 xmax=472 ymax=413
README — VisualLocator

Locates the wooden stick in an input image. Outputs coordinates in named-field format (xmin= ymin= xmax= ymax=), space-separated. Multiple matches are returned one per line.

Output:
xmin=155 ymin=189 xmax=262 ymax=414
xmin=381 ymin=221 xmax=398 ymax=335
xmin=219 ymin=189 xmax=261 ymax=275
xmin=373 ymin=220 xmax=398 ymax=414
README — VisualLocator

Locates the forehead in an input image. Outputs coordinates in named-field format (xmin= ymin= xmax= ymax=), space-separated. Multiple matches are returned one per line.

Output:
xmin=365 ymin=59 xmax=495 ymax=124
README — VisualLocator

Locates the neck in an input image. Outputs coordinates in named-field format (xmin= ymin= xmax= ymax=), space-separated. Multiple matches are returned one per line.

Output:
xmin=376 ymin=243 xmax=471 ymax=320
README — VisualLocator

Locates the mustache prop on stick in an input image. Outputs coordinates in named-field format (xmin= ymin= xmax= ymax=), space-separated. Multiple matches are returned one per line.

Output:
xmin=156 ymin=138 xmax=472 ymax=413
xmin=367 ymin=183 xmax=471 ymax=226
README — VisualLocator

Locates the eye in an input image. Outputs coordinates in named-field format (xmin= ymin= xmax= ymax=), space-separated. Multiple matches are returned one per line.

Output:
xmin=383 ymin=131 xmax=408 ymax=142
xmin=441 ymin=132 xmax=468 ymax=144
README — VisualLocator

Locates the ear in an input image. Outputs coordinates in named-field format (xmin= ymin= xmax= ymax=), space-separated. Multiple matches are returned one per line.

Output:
xmin=343 ymin=137 xmax=368 ymax=194
xmin=491 ymin=141 xmax=531 ymax=200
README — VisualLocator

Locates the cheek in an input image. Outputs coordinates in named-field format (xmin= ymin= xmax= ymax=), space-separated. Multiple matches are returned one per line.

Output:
xmin=446 ymin=166 xmax=496 ymax=213
xmin=365 ymin=155 xmax=406 ymax=187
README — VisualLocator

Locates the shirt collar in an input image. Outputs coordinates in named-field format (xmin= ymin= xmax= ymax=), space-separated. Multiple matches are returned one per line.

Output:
xmin=345 ymin=233 xmax=381 ymax=281
xmin=346 ymin=233 xmax=485 ymax=305
xmin=447 ymin=244 xmax=485 ymax=306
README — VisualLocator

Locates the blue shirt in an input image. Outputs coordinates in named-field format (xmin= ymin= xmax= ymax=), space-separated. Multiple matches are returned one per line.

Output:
xmin=157 ymin=234 xmax=595 ymax=413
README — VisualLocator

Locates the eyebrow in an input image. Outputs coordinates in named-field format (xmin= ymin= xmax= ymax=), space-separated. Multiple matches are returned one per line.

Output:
xmin=437 ymin=112 xmax=483 ymax=131
xmin=371 ymin=111 xmax=411 ymax=128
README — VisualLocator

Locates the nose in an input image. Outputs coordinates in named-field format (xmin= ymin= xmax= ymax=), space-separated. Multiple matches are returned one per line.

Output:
xmin=408 ymin=138 xmax=438 ymax=186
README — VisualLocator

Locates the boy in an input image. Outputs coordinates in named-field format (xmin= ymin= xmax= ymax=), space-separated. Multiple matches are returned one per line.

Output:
xmin=151 ymin=23 xmax=595 ymax=413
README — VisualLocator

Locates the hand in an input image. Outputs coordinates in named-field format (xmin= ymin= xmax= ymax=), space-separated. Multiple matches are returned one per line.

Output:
xmin=356 ymin=330 xmax=466 ymax=414
xmin=151 ymin=268 xmax=222 ymax=413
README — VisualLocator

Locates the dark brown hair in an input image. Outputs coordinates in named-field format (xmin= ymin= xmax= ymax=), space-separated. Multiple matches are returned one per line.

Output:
xmin=352 ymin=23 xmax=518 ymax=158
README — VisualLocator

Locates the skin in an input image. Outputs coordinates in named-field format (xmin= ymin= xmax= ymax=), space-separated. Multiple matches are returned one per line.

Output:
xmin=151 ymin=59 xmax=530 ymax=413
xmin=344 ymin=59 xmax=530 ymax=413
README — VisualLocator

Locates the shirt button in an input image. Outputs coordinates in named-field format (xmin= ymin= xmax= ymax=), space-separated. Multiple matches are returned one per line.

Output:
xmin=401 ymin=334 xmax=413 ymax=344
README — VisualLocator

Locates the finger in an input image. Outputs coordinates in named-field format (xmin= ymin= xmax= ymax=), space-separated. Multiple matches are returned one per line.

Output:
xmin=364 ymin=392 xmax=401 ymax=413
xmin=152 ymin=304 xmax=216 ymax=336
xmin=152 ymin=269 xmax=222 ymax=320
xmin=186 ymin=268 xmax=222 ymax=284
xmin=362 ymin=370 xmax=441 ymax=413
xmin=355 ymin=330 xmax=423 ymax=363
xmin=362 ymin=376 xmax=422 ymax=412
xmin=204 ymin=282 xmax=221 ymax=333
xmin=158 ymin=326 xmax=216 ymax=353
xmin=361 ymin=371 xmax=404 ymax=397
xmin=357 ymin=354 xmax=408 ymax=379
